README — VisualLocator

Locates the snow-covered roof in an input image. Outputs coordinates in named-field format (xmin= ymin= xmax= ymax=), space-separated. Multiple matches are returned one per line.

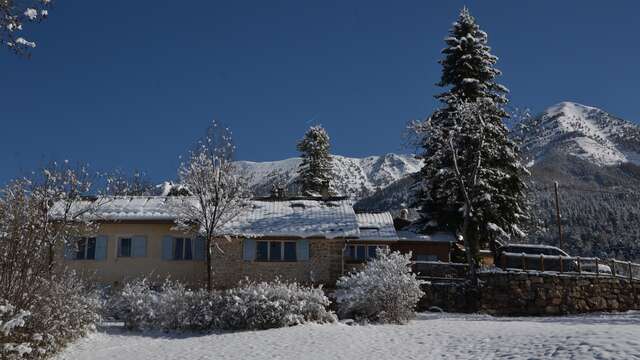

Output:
xmin=61 ymin=196 xmax=360 ymax=239
xmin=221 ymin=199 xmax=359 ymax=239
xmin=396 ymin=230 xmax=456 ymax=243
xmin=355 ymin=212 xmax=398 ymax=241
xmin=55 ymin=196 xmax=181 ymax=222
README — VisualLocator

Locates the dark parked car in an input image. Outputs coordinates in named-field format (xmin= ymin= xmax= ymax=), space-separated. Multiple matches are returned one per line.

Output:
xmin=496 ymin=244 xmax=612 ymax=274
xmin=496 ymin=244 xmax=576 ymax=272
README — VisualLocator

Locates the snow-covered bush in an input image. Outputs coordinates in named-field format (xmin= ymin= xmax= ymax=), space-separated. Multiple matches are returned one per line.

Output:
xmin=0 ymin=272 xmax=101 ymax=359
xmin=336 ymin=249 xmax=425 ymax=324
xmin=214 ymin=279 xmax=336 ymax=330
xmin=114 ymin=277 xmax=335 ymax=331
xmin=1 ymin=299 xmax=33 ymax=359
xmin=116 ymin=278 xmax=216 ymax=331
xmin=23 ymin=272 xmax=101 ymax=358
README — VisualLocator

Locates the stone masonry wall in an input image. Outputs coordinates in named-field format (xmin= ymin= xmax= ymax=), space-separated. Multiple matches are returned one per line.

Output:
xmin=211 ymin=238 xmax=345 ymax=289
xmin=420 ymin=271 xmax=640 ymax=315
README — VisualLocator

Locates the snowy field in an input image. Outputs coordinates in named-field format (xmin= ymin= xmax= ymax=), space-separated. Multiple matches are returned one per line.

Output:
xmin=55 ymin=312 xmax=640 ymax=360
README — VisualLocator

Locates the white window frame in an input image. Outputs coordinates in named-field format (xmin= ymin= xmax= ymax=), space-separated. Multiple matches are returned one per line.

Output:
xmin=256 ymin=240 xmax=297 ymax=262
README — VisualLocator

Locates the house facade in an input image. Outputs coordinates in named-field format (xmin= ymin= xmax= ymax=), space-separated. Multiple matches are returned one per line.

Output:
xmin=61 ymin=196 xmax=453 ymax=288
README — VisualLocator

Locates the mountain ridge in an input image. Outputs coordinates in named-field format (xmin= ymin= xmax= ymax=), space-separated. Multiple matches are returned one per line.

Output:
xmin=235 ymin=153 xmax=422 ymax=199
xmin=518 ymin=101 xmax=640 ymax=167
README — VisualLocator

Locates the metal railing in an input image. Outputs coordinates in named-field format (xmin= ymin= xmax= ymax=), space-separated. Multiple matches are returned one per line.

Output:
xmin=411 ymin=256 xmax=640 ymax=282
xmin=498 ymin=252 xmax=640 ymax=281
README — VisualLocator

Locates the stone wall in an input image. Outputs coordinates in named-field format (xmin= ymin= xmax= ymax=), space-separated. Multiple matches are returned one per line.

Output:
xmin=211 ymin=238 xmax=345 ymax=288
xmin=420 ymin=271 xmax=640 ymax=315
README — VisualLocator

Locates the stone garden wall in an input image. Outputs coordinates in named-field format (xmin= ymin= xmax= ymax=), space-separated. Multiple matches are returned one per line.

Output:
xmin=419 ymin=271 xmax=640 ymax=315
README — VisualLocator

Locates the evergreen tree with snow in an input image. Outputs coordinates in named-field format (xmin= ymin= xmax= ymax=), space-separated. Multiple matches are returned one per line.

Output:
xmin=415 ymin=7 xmax=529 ymax=259
xmin=297 ymin=126 xmax=334 ymax=196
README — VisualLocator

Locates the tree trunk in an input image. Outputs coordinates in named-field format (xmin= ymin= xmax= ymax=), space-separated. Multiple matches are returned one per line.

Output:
xmin=462 ymin=209 xmax=478 ymax=288
xmin=206 ymin=237 xmax=212 ymax=292
xmin=48 ymin=243 xmax=55 ymax=274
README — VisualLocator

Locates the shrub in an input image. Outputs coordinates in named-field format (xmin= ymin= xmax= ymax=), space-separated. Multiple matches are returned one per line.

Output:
xmin=1 ymin=300 xmax=32 ymax=359
xmin=336 ymin=249 xmax=425 ymax=324
xmin=117 ymin=278 xmax=216 ymax=331
xmin=114 ymin=277 xmax=335 ymax=331
xmin=1 ymin=271 xmax=101 ymax=359
xmin=214 ymin=279 xmax=336 ymax=330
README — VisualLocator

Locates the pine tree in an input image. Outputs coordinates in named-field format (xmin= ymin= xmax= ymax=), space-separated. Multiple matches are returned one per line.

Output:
xmin=416 ymin=7 xmax=529 ymax=256
xmin=297 ymin=126 xmax=333 ymax=196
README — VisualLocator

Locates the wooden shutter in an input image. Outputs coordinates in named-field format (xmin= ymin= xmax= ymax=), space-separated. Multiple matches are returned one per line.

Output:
xmin=95 ymin=236 xmax=108 ymax=261
xmin=297 ymin=239 xmax=310 ymax=261
xmin=162 ymin=236 xmax=173 ymax=260
xmin=243 ymin=239 xmax=255 ymax=261
xmin=194 ymin=237 xmax=205 ymax=260
xmin=132 ymin=236 xmax=147 ymax=257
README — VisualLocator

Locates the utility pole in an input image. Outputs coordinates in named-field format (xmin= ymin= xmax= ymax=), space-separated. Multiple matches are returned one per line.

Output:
xmin=554 ymin=181 xmax=563 ymax=250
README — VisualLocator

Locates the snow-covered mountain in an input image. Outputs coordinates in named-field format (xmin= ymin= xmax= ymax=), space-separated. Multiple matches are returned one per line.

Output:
xmin=235 ymin=153 xmax=422 ymax=200
xmin=518 ymin=101 xmax=640 ymax=167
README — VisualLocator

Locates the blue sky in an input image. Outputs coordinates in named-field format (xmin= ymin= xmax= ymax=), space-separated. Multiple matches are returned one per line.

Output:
xmin=2 ymin=1 xmax=639 ymax=184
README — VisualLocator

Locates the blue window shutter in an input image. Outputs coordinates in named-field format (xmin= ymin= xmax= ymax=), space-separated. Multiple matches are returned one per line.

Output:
xmin=297 ymin=239 xmax=310 ymax=261
xmin=194 ymin=237 xmax=205 ymax=261
xmin=64 ymin=239 xmax=75 ymax=260
xmin=243 ymin=239 xmax=255 ymax=261
xmin=132 ymin=236 xmax=147 ymax=257
xmin=162 ymin=236 xmax=173 ymax=260
xmin=95 ymin=236 xmax=108 ymax=261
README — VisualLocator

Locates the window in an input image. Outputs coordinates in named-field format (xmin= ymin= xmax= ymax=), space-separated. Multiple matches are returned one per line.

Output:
xmin=416 ymin=254 xmax=438 ymax=262
xmin=283 ymin=242 xmax=296 ymax=261
xmin=269 ymin=242 xmax=282 ymax=261
xmin=255 ymin=241 xmax=297 ymax=262
xmin=119 ymin=238 xmax=132 ymax=257
xmin=367 ymin=245 xmax=377 ymax=259
xmin=184 ymin=238 xmax=192 ymax=260
xmin=256 ymin=241 xmax=269 ymax=261
xmin=75 ymin=237 xmax=96 ymax=260
xmin=345 ymin=244 xmax=387 ymax=262
xmin=173 ymin=238 xmax=193 ymax=260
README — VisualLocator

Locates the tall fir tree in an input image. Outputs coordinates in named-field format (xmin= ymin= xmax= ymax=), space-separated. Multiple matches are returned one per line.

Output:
xmin=417 ymin=7 xmax=529 ymax=254
xmin=297 ymin=125 xmax=333 ymax=196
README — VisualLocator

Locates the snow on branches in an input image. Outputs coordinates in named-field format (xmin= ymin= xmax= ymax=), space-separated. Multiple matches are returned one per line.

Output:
xmin=415 ymin=7 xmax=529 ymax=268
xmin=336 ymin=249 xmax=424 ymax=324
xmin=297 ymin=125 xmax=334 ymax=196
xmin=437 ymin=6 xmax=508 ymax=107
xmin=113 ymin=277 xmax=335 ymax=331
xmin=1 ymin=0 xmax=52 ymax=56
xmin=172 ymin=121 xmax=251 ymax=291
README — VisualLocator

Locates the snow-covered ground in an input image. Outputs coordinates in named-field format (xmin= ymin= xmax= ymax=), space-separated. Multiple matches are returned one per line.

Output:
xmin=55 ymin=312 xmax=640 ymax=360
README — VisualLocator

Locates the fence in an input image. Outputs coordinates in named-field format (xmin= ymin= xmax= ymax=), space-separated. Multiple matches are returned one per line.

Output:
xmin=412 ymin=256 xmax=640 ymax=282
xmin=498 ymin=252 xmax=640 ymax=280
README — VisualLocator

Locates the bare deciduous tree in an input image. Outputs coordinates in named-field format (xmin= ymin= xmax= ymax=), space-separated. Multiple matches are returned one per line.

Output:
xmin=1 ymin=0 xmax=52 ymax=56
xmin=173 ymin=121 xmax=251 ymax=291
xmin=104 ymin=169 xmax=155 ymax=196
xmin=0 ymin=161 xmax=105 ymax=307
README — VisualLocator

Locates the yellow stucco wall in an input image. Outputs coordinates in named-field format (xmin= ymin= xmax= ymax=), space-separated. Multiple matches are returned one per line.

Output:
xmin=61 ymin=222 xmax=206 ymax=287
xmin=61 ymin=222 xmax=349 ymax=289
